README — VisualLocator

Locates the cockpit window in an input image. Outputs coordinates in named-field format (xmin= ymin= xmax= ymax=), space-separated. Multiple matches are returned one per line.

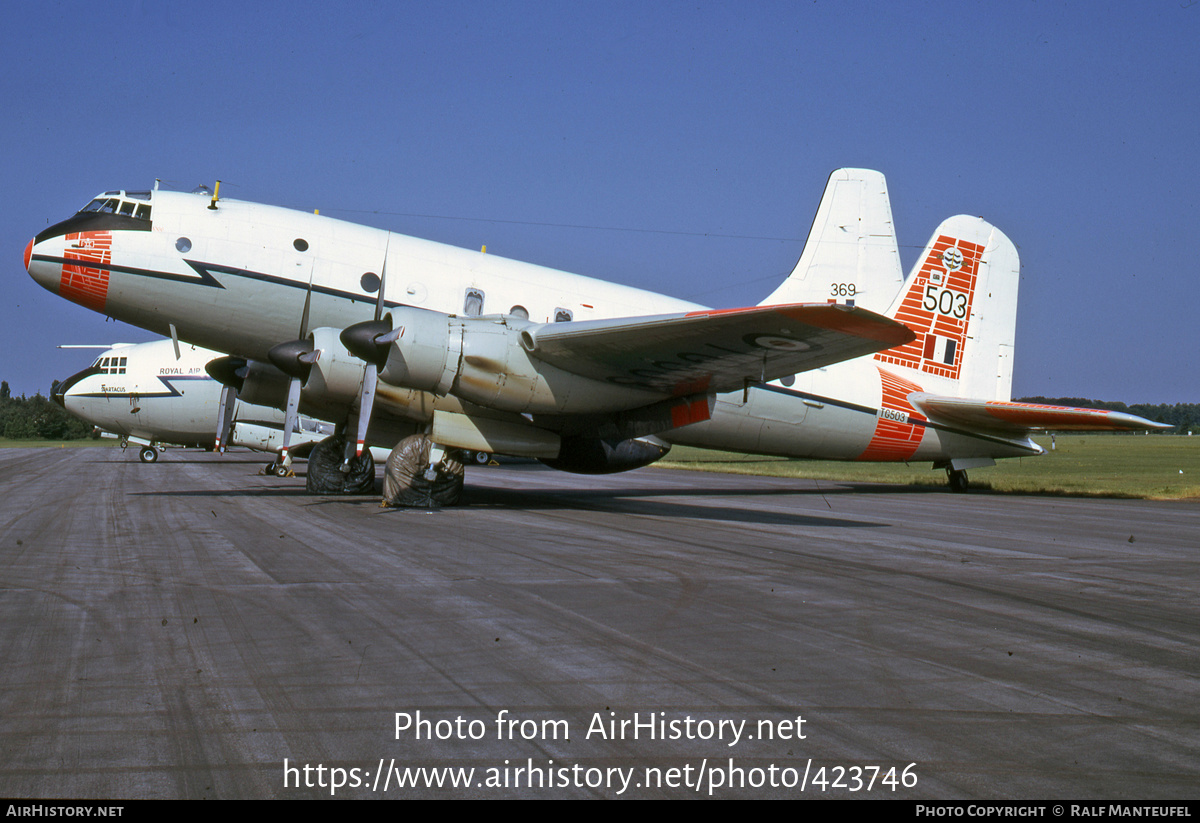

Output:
xmin=82 ymin=198 xmax=119 ymax=213
xmin=91 ymin=356 xmax=127 ymax=375
xmin=79 ymin=191 xmax=152 ymax=221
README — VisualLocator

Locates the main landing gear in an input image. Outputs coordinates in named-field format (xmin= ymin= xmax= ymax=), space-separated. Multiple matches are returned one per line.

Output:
xmin=270 ymin=433 xmax=464 ymax=505
xmin=946 ymin=468 xmax=969 ymax=493
xmin=382 ymin=434 xmax=464 ymax=508
xmin=304 ymin=435 xmax=375 ymax=494
xmin=264 ymin=459 xmax=293 ymax=478
xmin=139 ymin=445 xmax=159 ymax=463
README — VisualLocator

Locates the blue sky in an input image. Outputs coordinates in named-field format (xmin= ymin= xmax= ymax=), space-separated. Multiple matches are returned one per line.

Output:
xmin=4 ymin=1 xmax=1197 ymax=403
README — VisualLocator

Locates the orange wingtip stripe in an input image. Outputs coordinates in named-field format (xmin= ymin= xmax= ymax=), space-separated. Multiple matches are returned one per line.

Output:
xmin=794 ymin=307 xmax=915 ymax=345
xmin=683 ymin=303 xmax=912 ymax=345
xmin=683 ymin=306 xmax=761 ymax=318
xmin=983 ymin=404 xmax=1113 ymax=427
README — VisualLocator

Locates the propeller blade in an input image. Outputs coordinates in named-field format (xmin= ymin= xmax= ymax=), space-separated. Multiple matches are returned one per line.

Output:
xmin=352 ymin=363 xmax=377 ymax=458
xmin=215 ymin=385 xmax=237 ymax=453
xmin=375 ymin=232 xmax=391 ymax=322
xmin=298 ymin=282 xmax=313 ymax=340
xmin=280 ymin=376 xmax=302 ymax=462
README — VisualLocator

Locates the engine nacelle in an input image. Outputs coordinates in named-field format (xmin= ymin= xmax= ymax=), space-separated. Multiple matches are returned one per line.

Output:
xmin=300 ymin=327 xmax=369 ymax=416
xmin=377 ymin=308 xmax=460 ymax=396
xmin=235 ymin=360 xmax=293 ymax=409
xmin=378 ymin=307 xmax=662 ymax=415
xmin=540 ymin=436 xmax=671 ymax=475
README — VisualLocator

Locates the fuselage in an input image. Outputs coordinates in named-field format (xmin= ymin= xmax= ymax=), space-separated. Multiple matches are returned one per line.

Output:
xmin=27 ymin=187 xmax=1039 ymax=465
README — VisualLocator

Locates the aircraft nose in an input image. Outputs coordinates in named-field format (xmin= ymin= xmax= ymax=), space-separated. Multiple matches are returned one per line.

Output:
xmin=24 ymin=235 xmax=57 ymax=292
xmin=54 ymin=364 xmax=98 ymax=413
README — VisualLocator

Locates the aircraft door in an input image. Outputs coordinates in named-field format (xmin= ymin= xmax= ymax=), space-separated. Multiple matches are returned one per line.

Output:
xmin=751 ymin=370 xmax=812 ymax=453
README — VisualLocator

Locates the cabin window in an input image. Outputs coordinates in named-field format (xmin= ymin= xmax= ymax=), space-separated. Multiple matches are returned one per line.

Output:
xmin=360 ymin=272 xmax=381 ymax=293
xmin=463 ymin=288 xmax=484 ymax=316
xmin=293 ymin=238 xmax=309 ymax=252
xmin=176 ymin=237 xmax=192 ymax=253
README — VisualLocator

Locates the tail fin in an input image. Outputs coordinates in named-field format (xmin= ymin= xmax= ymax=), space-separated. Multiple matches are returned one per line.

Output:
xmin=760 ymin=168 xmax=903 ymax=310
xmin=876 ymin=216 xmax=1019 ymax=401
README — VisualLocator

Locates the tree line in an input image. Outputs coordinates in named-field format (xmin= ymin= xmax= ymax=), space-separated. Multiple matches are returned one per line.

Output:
xmin=0 ymin=382 xmax=96 ymax=440
xmin=1015 ymin=397 xmax=1199 ymax=433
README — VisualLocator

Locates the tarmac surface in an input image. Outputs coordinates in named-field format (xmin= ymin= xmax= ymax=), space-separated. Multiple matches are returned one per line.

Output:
xmin=0 ymin=447 xmax=1196 ymax=799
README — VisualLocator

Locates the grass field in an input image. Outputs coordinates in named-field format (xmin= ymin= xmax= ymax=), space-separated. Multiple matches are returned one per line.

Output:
xmin=658 ymin=435 xmax=1200 ymax=500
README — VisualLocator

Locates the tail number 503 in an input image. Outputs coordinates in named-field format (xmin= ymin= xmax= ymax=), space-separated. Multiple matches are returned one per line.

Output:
xmin=922 ymin=285 xmax=968 ymax=319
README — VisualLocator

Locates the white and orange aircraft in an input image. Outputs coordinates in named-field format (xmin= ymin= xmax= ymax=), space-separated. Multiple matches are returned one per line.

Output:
xmin=25 ymin=169 xmax=1165 ymax=501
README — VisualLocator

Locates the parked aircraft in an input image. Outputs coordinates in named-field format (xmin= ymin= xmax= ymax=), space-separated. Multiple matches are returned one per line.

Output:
xmin=26 ymin=170 xmax=1166 ymax=501
xmin=53 ymin=337 xmax=340 ymax=470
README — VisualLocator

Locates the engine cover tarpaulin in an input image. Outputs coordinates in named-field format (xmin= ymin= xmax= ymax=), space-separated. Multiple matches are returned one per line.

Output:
xmin=305 ymin=435 xmax=375 ymax=495
xmin=382 ymin=434 xmax=465 ymax=507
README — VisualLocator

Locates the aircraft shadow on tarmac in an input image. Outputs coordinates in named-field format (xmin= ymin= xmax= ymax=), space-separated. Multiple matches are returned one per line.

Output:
xmin=453 ymin=485 xmax=887 ymax=529
xmin=129 ymin=477 xmax=890 ymax=529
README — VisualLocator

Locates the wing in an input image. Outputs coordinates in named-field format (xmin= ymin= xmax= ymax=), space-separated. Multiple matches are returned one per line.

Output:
xmin=911 ymin=395 xmax=1171 ymax=433
xmin=521 ymin=303 xmax=914 ymax=395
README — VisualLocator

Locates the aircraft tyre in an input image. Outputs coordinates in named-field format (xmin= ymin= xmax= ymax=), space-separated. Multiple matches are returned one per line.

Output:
xmin=382 ymin=434 xmax=465 ymax=508
xmin=139 ymin=446 xmax=158 ymax=463
xmin=305 ymin=435 xmax=375 ymax=495
xmin=947 ymin=468 xmax=969 ymax=493
xmin=473 ymin=450 xmax=490 ymax=465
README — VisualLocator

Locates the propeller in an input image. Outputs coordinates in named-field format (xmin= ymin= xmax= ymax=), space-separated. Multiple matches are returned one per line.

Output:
xmin=264 ymin=273 xmax=320 ymax=467
xmin=340 ymin=318 xmax=401 ymax=459
xmin=206 ymin=356 xmax=248 ymax=452
xmin=339 ymin=236 xmax=395 ymax=463
xmin=267 ymin=339 xmax=317 ymax=464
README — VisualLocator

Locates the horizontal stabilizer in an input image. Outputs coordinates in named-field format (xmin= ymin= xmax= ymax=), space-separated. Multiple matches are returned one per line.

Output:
xmin=912 ymin=395 xmax=1172 ymax=433
xmin=522 ymin=303 xmax=914 ymax=396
